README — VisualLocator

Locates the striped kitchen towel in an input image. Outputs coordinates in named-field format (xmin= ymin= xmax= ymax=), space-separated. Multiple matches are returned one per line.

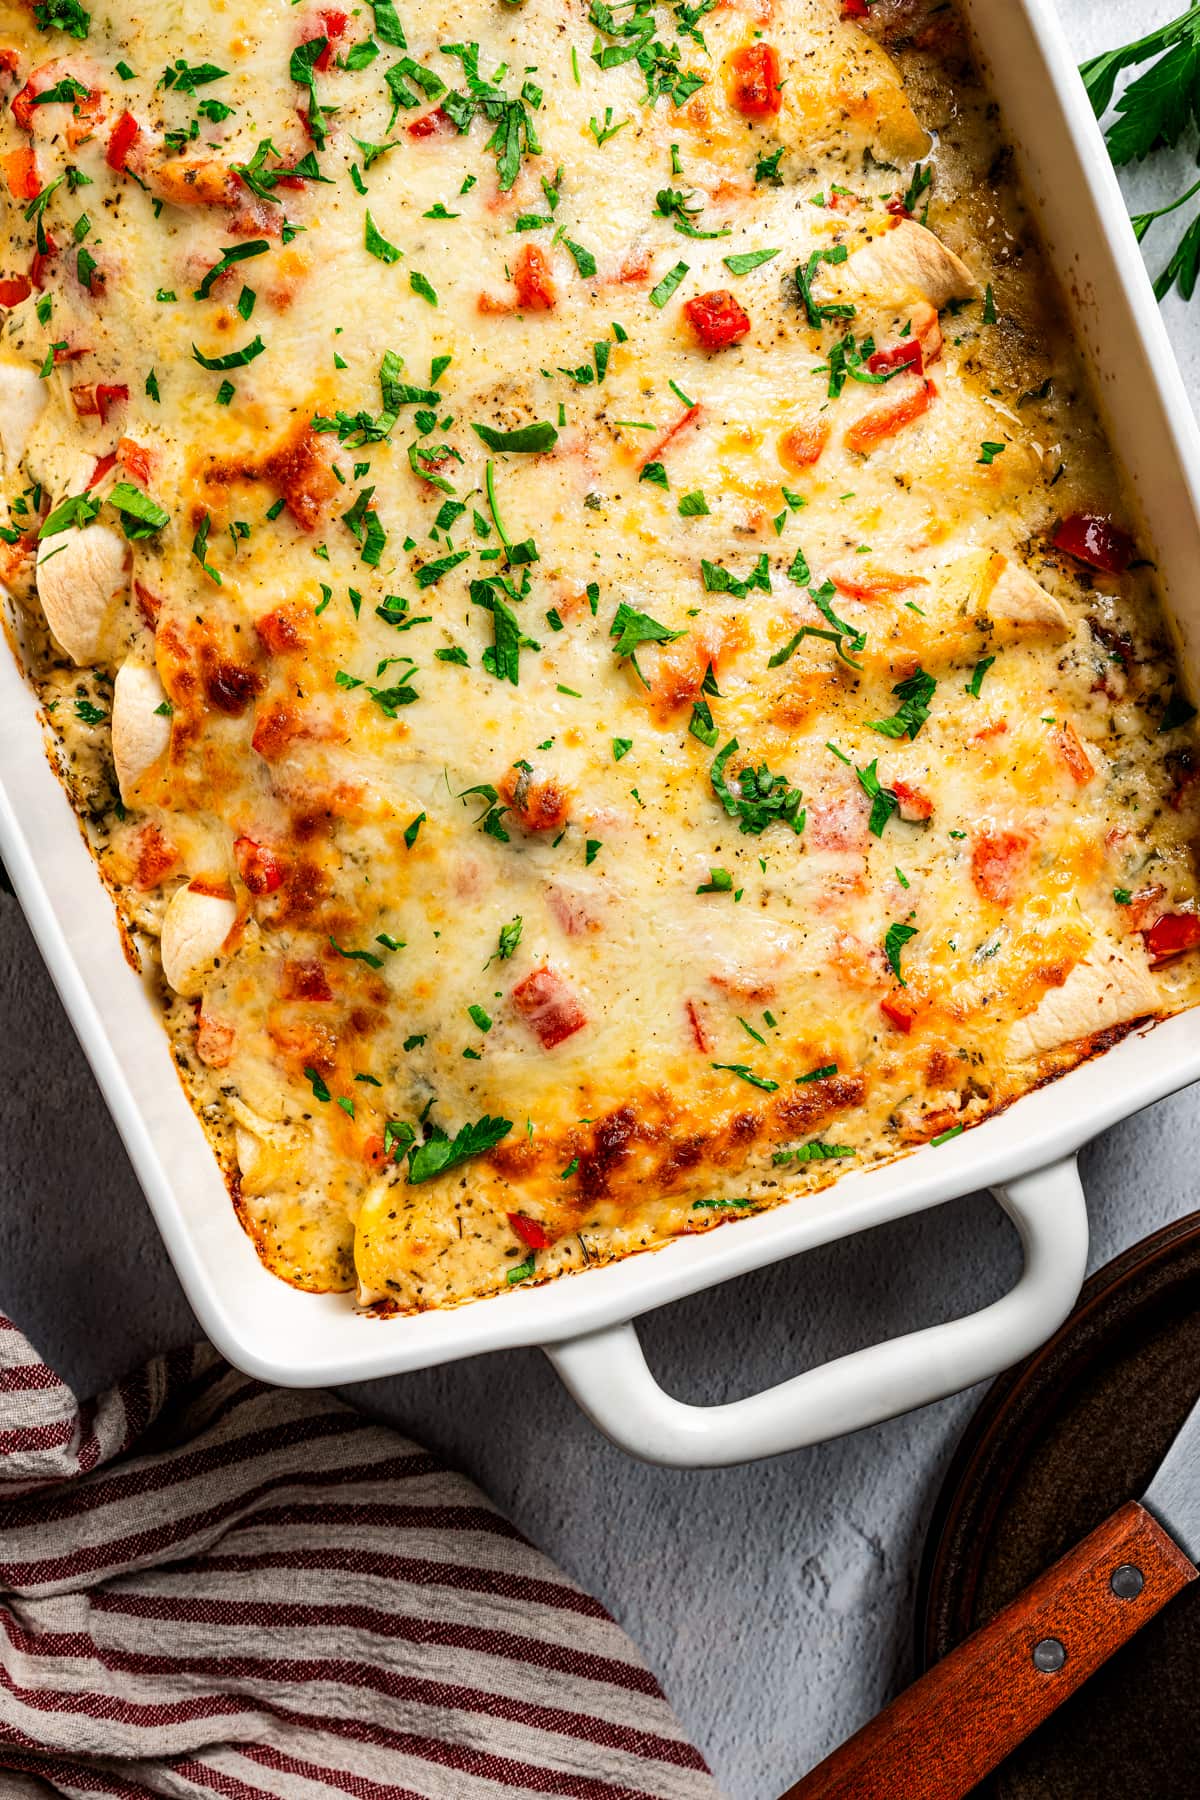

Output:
xmin=0 ymin=1314 xmax=719 ymax=1800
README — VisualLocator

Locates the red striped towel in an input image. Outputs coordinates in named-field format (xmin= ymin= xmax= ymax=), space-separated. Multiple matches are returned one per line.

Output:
xmin=0 ymin=1315 xmax=719 ymax=1800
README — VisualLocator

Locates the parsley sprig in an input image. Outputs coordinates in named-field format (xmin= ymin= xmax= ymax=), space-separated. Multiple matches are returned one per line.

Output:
xmin=1084 ymin=5 xmax=1200 ymax=299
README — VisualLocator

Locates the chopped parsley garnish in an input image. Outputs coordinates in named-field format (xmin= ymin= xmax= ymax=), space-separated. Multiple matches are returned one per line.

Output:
xmin=107 ymin=482 xmax=170 ymax=540
xmin=472 ymin=574 xmax=541 ymax=684
xmin=507 ymin=1255 xmax=537 ymax=1284
xmin=73 ymin=697 xmax=107 ymax=726
xmin=564 ymin=238 xmax=598 ymax=277
xmin=1114 ymin=887 xmax=1133 ymax=905
xmin=692 ymin=1196 xmax=754 ymax=1210
xmin=856 ymin=759 xmax=901 ymax=837
xmin=711 ymin=740 xmax=805 ymax=837
xmin=473 ymin=420 xmax=559 ymax=454
xmin=750 ymin=141 xmax=785 ymax=184
xmin=797 ymin=1064 xmax=837 ymax=1085
xmin=655 ymin=186 xmax=730 ymax=240
xmin=868 ymin=668 xmax=936 ymax=741
xmin=795 ymin=244 xmax=853 ymax=330
xmin=192 ymin=336 xmax=266 ymax=372
xmin=931 ymin=1124 xmax=965 ymax=1148
xmin=192 ymin=514 xmax=221 ymax=583
xmin=613 ymin=737 xmax=633 ymax=761
xmin=697 ymin=866 xmax=732 ymax=894
xmin=370 ymin=0 xmax=407 ymax=46
xmin=194 ymin=239 xmax=270 ymax=300
xmin=884 ymin=920 xmax=918 ymax=985
xmin=978 ymin=440 xmax=1007 ymax=465
xmin=365 ymin=210 xmax=402 ymax=263
xmin=416 ymin=549 xmax=470 ymax=588
xmin=649 ymin=259 xmax=689 ymax=307
xmin=40 ymin=491 xmax=101 ymax=538
xmin=701 ymin=554 xmax=770 ymax=598
xmin=723 ymin=248 xmax=781 ymax=275
xmin=410 ymin=268 xmax=438 ymax=305
xmin=341 ymin=487 xmax=387 ymax=565
xmin=774 ymin=1142 xmax=855 ymax=1165
xmin=468 ymin=1003 xmax=493 ymax=1032
xmin=490 ymin=916 xmax=523 ymax=965
xmin=711 ymin=1062 xmax=779 ymax=1093
xmin=589 ymin=107 xmax=628 ymax=145
xmin=609 ymin=601 xmax=685 ymax=684
xmin=966 ymin=655 xmax=996 ymax=697
xmin=982 ymin=283 xmax=998 ymax=324
xmin=678 ymin=489 xmax=709 ymax=516
xmin=330 ymin=935 xmax=385 ymax=970
xmin=34 ymin=0 xmax=90 ymax=37
xmin=902 ymin=160 xmax=932 ymax=216
xmin=434 ymin=40 xmax=543 ymax=191
xmin=407 ymin=1113 xmax=513 ymax=1183
xmin=303 ymin=1066 xmax=331 ymax=1104
xmin=404 ymin=813 xmax=426 ymax=848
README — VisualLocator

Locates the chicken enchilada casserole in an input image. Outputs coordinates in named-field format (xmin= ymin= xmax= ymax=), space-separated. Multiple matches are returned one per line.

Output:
xmin=1 ymin=0 xmax=1198 ymax=1311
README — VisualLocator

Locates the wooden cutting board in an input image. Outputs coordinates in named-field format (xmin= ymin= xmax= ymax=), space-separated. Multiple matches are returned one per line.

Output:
xmin=917 ymin=1212 xmax=1200 ymax=1799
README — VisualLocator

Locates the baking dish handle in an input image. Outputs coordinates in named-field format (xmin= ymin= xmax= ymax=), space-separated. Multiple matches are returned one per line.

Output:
xmin=544 ymin=1156 xmax=1088 ymax=1468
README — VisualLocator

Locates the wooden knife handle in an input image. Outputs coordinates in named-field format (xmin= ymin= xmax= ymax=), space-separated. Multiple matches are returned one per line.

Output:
xmin=781 ymin=1502 xmax=1196 ymax=1800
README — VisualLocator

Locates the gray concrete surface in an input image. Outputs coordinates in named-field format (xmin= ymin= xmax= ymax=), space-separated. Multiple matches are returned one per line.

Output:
xmin=1 ymin=4 xmax=1197 ymax=1795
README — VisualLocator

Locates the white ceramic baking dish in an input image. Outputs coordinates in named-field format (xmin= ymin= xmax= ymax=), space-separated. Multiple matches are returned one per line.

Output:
xmin=3 ymin=0 xmax=1199 ymax=1468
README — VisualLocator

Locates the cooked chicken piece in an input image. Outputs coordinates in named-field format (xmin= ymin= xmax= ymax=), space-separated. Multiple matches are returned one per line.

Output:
xmin=1008 ymin=942 xmax=1158 ymax=1061
xmin=159 ymin=882 xmax=238 ymax=997
xmin=35 ymin=521 xmax=128 ymax=664
xmin=0 ymin=363 xmax=46 ymax=481
xmin=111 ymin=659 xmax=171 ymax=801
xmin=832 ymin=220 xmax=978 ymax=309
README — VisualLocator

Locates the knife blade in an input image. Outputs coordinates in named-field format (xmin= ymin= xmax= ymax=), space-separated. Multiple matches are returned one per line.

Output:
xmin=780 ymin=1395 xmax=1200 ymax=1800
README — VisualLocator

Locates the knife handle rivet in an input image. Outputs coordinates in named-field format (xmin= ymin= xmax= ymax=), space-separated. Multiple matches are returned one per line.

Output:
xmin=1032 ymin=1637 xmax=1066 ymax=1673
xmin=1110 ymin=1563 xmax=1145 ymax=1600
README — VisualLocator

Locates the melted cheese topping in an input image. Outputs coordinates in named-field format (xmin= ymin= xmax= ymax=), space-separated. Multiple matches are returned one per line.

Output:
xmin=3 ymin=0 xmax=1200 ymax=1310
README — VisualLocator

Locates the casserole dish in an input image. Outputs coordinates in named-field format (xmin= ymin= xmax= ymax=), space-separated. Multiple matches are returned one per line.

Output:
xmin=3 ymin=0 xmax=1199 ymax=1467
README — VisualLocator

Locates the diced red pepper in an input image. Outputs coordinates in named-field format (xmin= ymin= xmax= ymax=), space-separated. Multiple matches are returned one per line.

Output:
xmin=685 ymin=998 xmax=712 ymax=1054
xmin=639 ymin=404 xmax=701 ymax=470
xmin=30 ymin=233 xmax=57 ymax=289
xmin=1142 ymin=911 xmax=1200 ymax=964
xmin=881 ymin=992 xmax=920 ymax=1032
xmin=106 ymin=110 xmax=140 ymax=173
xmin=890 ymin=779 xmax=933 ymax=822
xmin=74 ymin=384 xmax=118 ymax=417
xmin=513 ymin=242 xmax=557 ymax=311
xmin=408 ymin=104 xmax=453 ymax=137
xmin=314 ymin=9 xmax=348 ymax=69
xmin=11 ymin=81 xmax=38 ymax=131
xmin=845 ymin=378 xmax=932 ymax=454
xmin=117 ymin=437 xmax=152 ymax=486
xmin=507 ymin=1212 xmax=550 ymax=1250
xmin=971 ymin=826 xmax=1032 ymax=906
xmin=1053 ymin=721 xmax=1095 ymax=785
xmin=867 ymin=338 xmax=923 ymax=377
xmin=0 ymin=273 xmax=30 ymax=307
xmin=685 ymin=289 xmax=751 ymax=350
xmin=0 ymin=49 xmax=19 ymax=82
xmin=511 ymin=966 xmax=587 ymax=1049
xmin=1052 ymin=512 xmax=1134 ymax=574
xmin=86 ymin=450 xmax=117 ymax=489
xmin=726 ymin=43 xmax=782 ymax=118
xmin=3 ymin=145 xmax=38 ymax=200
xmin=842 ymin=0 xmax=870 ymax=15
xmin=234 ymin=836 xmax=285 ymax=896
xmin=52 ymin=342 xmax=88 ymax=363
